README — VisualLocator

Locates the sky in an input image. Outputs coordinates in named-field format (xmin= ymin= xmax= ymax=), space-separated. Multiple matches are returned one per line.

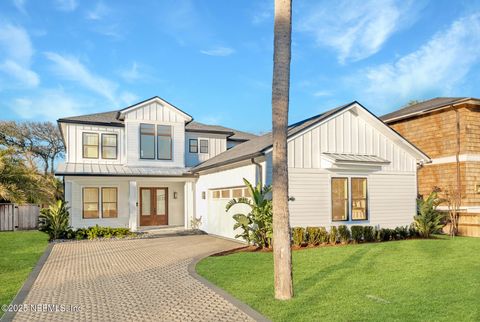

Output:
xmin=1 ymin=0 xmax=480 ymax=134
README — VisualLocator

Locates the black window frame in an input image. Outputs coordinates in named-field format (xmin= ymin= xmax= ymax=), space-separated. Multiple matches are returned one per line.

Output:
xmin=351 ymin=177 xmax=368 ymax=221
xmin=139 ymin=123 xmax=155 ymax=160
xmin=199 ymin=139 xmax=209 ymax=154
xmin=189 ymin=139 xmax=198 ymax=153
xmin=156 ymin=125 xmax=172 ymax=160
xmin=101 ymin=133 xmax=118 ymax=160
xmin=331 ymin=177 xmax=349 ymax=222
xmin=82 ymin=132 xmax=99 ymax=159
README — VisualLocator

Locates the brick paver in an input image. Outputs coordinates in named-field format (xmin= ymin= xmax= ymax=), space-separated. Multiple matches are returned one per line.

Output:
xmin=13 ymin=235 xmax=254 ymax=322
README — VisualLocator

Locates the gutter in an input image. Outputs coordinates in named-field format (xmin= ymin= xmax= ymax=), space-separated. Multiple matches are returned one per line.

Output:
xmin=251 ymin=157 xmax=263 ymax=186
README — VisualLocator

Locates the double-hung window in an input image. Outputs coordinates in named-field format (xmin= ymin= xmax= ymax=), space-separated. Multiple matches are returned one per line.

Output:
xmin=331 ymin=177 xmax=368 ymax=221
xmin=351 ymin=178 xmax=367 ymax=220
xmin=157 ymin=125 xmax=172 ymax=160
xmin=331 ymin=178 xmax=348 ymax=221
xmin=83 ymin=187 xmax=99 ymax=218
xmin=189 ymin=139 xmax=198 ymax=153
xmin=102 ymin=187 xmax=118 ymax=218
xmin=83 ymin=133 xmax=99 ymax=159
xmin=200 ymin=139 xmax=209 ymax=153
xmin=102 ymin=134 xmax=117 ymax=159
xmin=140 ymin=124 xmax=155 ymax=159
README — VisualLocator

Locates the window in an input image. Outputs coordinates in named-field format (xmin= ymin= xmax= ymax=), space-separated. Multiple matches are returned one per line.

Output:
xmin=243 ymin=187 xmax=251 ymax=198
xmin=189 ymin=139 xmax=198 ymax=153
xmin=351 ymin=178 xmax=368 ymax=220
xmin=157 ymin=125 xmax=172 ymax=160
xmin=83 ymin=133 xmax=99 ymax=159
xmin=200 ymin=139 xmax=209 ymax=153
xmin=102 ymin=134 xmax=117 ymax=159
xmin=83 ymin=188 xmax=99 ymax=218
xmin=332 ymin=178 xmax=348 ymax=221
xmin=221 ymin=189 xmax=230 ymax=199
xmin=232 ymin=188 xmax=243 ymax=198
xmin=102 ymin=188 xmax=118 ymax=218
xmin=140 ymin=124 xmax=155 ymax=159
xmin=212 ymin=190 xmax=220 ymax=199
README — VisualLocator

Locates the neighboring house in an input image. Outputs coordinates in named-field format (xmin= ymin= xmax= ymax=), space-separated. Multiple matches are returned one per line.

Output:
xmin=382 ymin=97 xmax=480 ymax=237
xmin=56 ymin=97 xmax=429 ymax=240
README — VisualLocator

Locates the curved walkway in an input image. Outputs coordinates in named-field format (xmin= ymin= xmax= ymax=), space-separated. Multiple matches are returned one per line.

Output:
xmin=11 ymin=235 xmax=263 ymax=322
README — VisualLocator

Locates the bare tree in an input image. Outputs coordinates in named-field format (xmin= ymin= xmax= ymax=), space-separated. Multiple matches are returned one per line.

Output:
xmin=272 ymin=0 xmax=293 ymax=300
xmin=0 ymin=121 xmax=64 ymax=175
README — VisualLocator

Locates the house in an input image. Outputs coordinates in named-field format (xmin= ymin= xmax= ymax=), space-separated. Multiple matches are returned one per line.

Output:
xmin=56 ymin=97 xmax=429 ymax=240
xmin=382 ymin=97 xmax=480 ymax=237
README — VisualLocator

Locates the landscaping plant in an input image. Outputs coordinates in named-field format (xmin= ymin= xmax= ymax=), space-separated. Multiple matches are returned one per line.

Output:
xmin=292 ymin=227 xmax=305 ymax=247
xmin=351 ymin=226 xmax=363 ymax=243
xmin=338 ymin=225 xmax=350 ymax=244
xmin=363 ymin=226 xmax=375 ymax=242
xmin=305 ymin=227 xmax=321 ymax=246
xmin=38 ymin=200 xmax=71 ymax=240
xmin=329 ymin=226 xmax=338 ymax=244
xmin=227 ymin=178 xmax=273 ymax=248
xmin=414 ymin=191 xmax=445 ymax=238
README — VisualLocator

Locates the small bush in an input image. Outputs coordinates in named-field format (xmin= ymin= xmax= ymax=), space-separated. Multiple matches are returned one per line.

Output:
xmin=318 ymin=227 xmax=328 ymax=244
xmin=306 ymin=227 xmax=321 ymax=246
xmin=408 ymin=224 xmax=418 ymax=238
xmin=379 ymin=228 xmax=393 ymax=241
xmin=350 ymin=226 xmax=363 ymax=243
xmin=329 ymin=226 xmax=338 ymax=244
xmin=75 ymin=228 xmax=87 ymax=240
xmin=394 ymin=226 xmax=409 ymax=240
xmin=338 ymin=225 xmax=350 ymax=244
xmin=292 ymin=227 xmax=306 ymax=247
xmin=38 ymin=200 xmax=71 ymax=240
xmin=363 ymin=226 xmax=375 ymax=242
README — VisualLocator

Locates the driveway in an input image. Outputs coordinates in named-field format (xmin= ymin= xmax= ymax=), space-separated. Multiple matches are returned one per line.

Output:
xmin=12 ymin=235 xmax=259 ymax=322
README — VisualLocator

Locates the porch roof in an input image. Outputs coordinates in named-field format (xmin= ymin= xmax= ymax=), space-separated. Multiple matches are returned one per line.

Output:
xmin=56 ymin=163 xmax=194 ymax=177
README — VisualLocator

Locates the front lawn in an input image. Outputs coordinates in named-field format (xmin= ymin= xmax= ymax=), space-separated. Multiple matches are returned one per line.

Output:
xmin=197 ymin=236 xmax=480 ymax=321
xmin=0 ymin=231 xmax=49 ymax=312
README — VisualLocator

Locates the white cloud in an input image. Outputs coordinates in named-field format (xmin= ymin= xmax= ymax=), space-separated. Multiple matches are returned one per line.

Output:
xmin=13 ymin=0 xmax=27 ymax=14
xmin=251 ymin=0 xmax=272 ymax=25
xmin=86 ymin=2 xmax=109 ymax=20
xmin=53 ymin=0 xmax=77 ymax=12
xmin=297 ymin=0 xmax=423 ymax=64
xmin=119 ymin=61 xmax=141 ymax=82
xmin=200 ymin=46 xmax=235 ymax=57
xmin=358 ymin=13 xmax=480 ymax=109
xmin=312 ymin=90 xmax=331 ymax=97
xmin=0 ymin=23 xmax=39 ymax=88
xmin=45 ymin=52 xmax=118 ymax=103
xmin=119 ymin=91 xmax=138 ymax=105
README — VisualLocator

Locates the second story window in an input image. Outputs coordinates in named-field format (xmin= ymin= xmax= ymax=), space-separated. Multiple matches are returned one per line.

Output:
xmin=189 ymin=139 xmax=198 ymax=153
xmin=140 ymin=124 xmax=155 ymax=159
xmin=102 ymin=134 xmax=117 ymax=159
xmin=200 ymin=139 xmax=209 ymax=153
xmin=157 ymin=125 xmax=172 ymax=160
xmin=83 ymin=133 xmax=99 ymax=159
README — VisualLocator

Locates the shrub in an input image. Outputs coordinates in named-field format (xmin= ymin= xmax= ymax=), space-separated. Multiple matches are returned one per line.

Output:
xmin=414 ymin=191 xmax=446 ymax=238
xmin=379 ymin=228 xmax=393 ymax=241
xmin=338 ymin=225 xmax=350 ymax=244
xmin=38 ymin=200 xmax=71 ymax=240
xmin=75 ymin=228 xmax=87 ymax=240
xmin=318 ymin=227 xmax=328 ymax=244
xmin=408 ymin=223 xmax=418 ymax=238
xmin=394 ymin=226 xmax=409 ymax=240
xmin=363 ymin=226 xmax=375 ymax=242
xmin=351 ymin=226 xmax=363 ymax=243
xmin=329 ymin=226 xmax=338 ymax=244
xmin=292 ymin=227 xmax=306 ymax=247
xmin=306 ymin=227 xmax=321 ymax=246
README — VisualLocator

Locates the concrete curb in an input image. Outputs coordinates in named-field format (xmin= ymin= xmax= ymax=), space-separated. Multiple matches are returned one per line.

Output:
xmin=0 ymin=243 xmax=54 ymax=322
xmin=188 ymin=253 xmax=270 ymax=322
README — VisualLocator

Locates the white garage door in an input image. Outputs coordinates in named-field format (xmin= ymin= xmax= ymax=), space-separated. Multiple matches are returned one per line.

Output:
xmin=207 ymin=187 xmax=251 ymax=240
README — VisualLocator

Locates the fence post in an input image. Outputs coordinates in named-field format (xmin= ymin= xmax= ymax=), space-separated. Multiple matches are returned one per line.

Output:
xmin=13 ymin=205 xmax=18 ymax=231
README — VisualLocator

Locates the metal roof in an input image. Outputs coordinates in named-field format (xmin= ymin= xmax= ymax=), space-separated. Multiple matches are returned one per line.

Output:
xmin=56 ymin=163 xmax=194 ymax=177
xmin=322 ymin=153 xmax=390 ymax=164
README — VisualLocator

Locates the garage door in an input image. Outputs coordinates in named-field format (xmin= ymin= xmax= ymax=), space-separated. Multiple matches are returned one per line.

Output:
xmin=207 ymin=186 xmax=251 ymax=240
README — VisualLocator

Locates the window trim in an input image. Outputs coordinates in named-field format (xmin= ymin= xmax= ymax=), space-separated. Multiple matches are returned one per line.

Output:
xmin=82 ymin=187 xmax=99 ymax=219
xmin=351 ymin=177 xmax=368 ymax=221
xmin=101 ymin=133 xmax=118 ymax=160
xmin=189 ymin=139 xmax=198 ymax=153
xmin=156 ymin=125 xmax=172 ymax=161
xmin=331 ymin=177 xmax=349 ymax=222
xmin=139 ymin=123 xmax=156 ymax=160
xmin=101 ymin=187 xmax=118 ymax=218
xmin=82 ymin=132 xmax=99 ymax=159
xmin=199 ymin=139 xmax=209 ymax=154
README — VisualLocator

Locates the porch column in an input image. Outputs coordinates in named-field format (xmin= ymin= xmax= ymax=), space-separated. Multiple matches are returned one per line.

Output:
xmin=128 ymin=180 xmax=138 ymax=231
xmin=184 ymin=181 xmax=195 ymax=229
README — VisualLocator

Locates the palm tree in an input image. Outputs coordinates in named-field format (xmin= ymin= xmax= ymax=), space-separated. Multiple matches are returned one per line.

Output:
xmin=271 ymin=0 xmax=293 ymax=300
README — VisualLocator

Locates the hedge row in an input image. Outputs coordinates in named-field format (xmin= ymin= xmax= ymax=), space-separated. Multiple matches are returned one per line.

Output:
xmin=61 ymin=225 xmax=135 ymax=240
xmin=291 ymin=225 xmax=418 ymax=247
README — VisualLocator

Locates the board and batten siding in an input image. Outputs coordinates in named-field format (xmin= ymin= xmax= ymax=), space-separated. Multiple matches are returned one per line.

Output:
xmin=286 ymin=109 xmax=417 ymax=172
xmin=123 ymin=101 xmax=189 ymax=168
xmin=185 ymin=133 xmax=228 ymax=167
xmin=64 ymin=123 xmax=125 ymax=164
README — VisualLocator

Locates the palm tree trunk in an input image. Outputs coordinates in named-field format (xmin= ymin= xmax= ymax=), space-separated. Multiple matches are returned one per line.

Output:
xmin=272 ymin=0 xmax=293 ymax=300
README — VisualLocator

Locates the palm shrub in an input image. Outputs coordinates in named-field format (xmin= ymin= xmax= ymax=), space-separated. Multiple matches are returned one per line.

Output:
xmin=351 ymin=225 xmax=363 ymax=243
xmin=227 ymin=178 xmax=272 ymax=248
xmin=39 ymin=200 xmax=71 ymax=240
xmin=292 ymin=227 xmax=306 ymax=247
xmin=338 ymin=225 xmax=350 ymax=244
xmin=329 ymin=226 xmax=338 ymax=244
xmin=414 ymin=191 xmax=446 ymax=238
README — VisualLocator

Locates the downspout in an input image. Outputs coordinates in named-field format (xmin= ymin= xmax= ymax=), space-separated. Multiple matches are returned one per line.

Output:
xmin=251 ymin=157 xmax=263 ymax=187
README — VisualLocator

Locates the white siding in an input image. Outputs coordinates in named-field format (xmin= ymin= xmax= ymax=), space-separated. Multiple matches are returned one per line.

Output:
xmin=123 ymin=101 xmax=189 ymax=123
xmin=185 ymin=132 xmax=228 ymax=167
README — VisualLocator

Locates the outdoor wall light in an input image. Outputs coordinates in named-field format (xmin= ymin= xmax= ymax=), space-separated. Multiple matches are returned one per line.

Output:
xmin=173 ymin=192 xmax=178 ymax=199
xmin=202 ymin=191 xmax=206 ymax=199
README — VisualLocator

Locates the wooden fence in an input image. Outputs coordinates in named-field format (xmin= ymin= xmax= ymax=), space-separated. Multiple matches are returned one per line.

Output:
xmin=0 ymin=204 xmax=40 ymax=231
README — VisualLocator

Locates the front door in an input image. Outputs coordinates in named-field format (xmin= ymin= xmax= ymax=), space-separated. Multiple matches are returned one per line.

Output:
xmin=140 ymin=188 xmax=168 ymax=226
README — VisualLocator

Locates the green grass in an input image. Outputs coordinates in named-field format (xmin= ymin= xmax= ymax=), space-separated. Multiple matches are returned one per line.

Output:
xmin=0 ymin=231 xmax=48 ymax=312
xmin=197 ymin=236 xmax=480 ymax=322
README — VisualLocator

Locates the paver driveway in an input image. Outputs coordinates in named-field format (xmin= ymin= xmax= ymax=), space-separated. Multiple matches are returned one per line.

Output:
xmin=13 ymin=235 xmax=256 ymax=322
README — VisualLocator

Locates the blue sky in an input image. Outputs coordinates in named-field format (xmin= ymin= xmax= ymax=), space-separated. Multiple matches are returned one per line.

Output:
xmin=1 ymin=0 xmax=480 ymax=134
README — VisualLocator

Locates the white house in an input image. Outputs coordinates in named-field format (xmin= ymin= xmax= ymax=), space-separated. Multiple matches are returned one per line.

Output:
xmin=56 ymin=97 xmax=430 ymax=240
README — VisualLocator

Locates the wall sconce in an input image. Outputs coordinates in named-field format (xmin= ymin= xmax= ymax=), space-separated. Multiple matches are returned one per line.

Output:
xmin=202 ymin=191 xmax=206 ymax=199
xmin=173 ymin=192 xmax=178 ymax=199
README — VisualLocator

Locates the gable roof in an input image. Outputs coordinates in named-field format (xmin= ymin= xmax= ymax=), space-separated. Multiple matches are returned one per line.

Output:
xmin=191 ymin=101 xmax=429 ymax=173
xmin=381 ymin=97 xmax=471 ymax=123
xmin=117 ymin=96 xmax=193 ymax=121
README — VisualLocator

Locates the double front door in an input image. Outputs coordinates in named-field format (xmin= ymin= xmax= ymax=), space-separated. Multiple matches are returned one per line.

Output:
xmin=140 ymin=187 xmax=168 ymax=226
